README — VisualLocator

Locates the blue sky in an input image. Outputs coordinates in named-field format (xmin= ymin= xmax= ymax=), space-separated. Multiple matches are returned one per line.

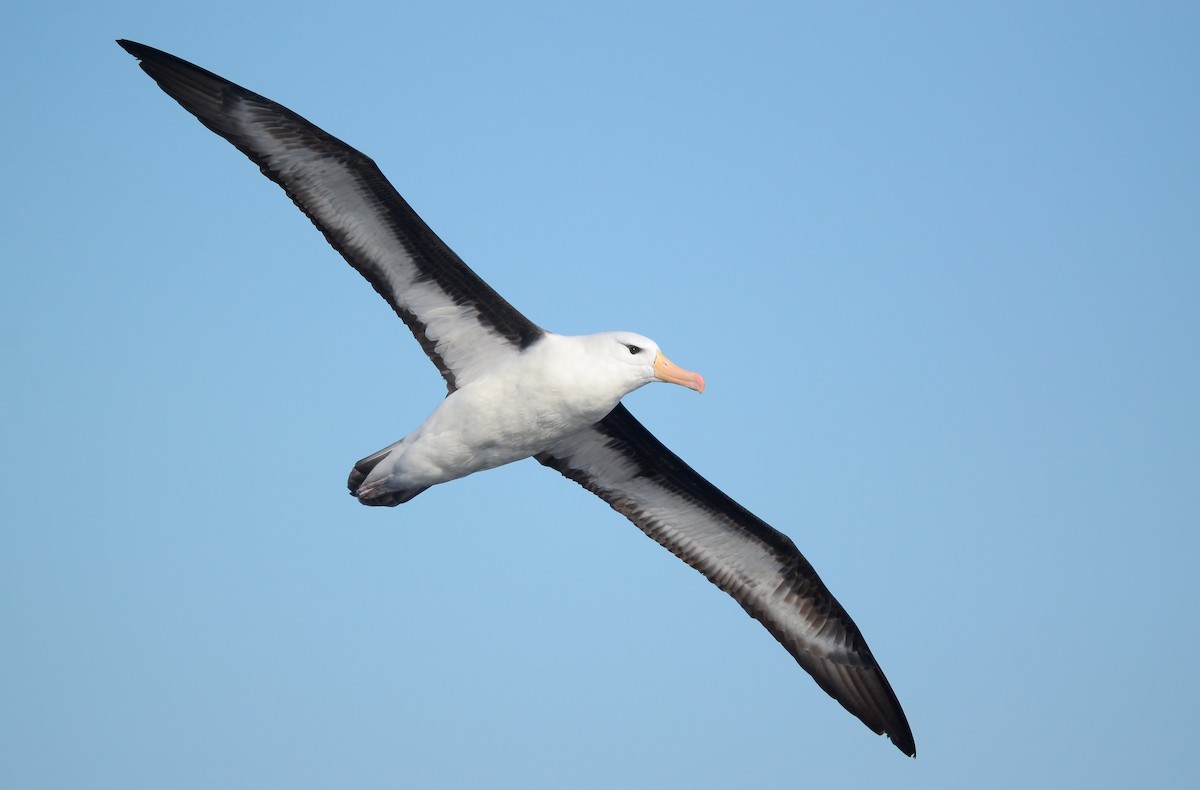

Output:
xmin=3 ymin=1 xmax=1198 ymax=787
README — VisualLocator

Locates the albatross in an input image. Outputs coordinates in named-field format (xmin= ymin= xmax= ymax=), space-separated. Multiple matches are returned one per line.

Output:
xmin=118 ymin=39 xmax=915 ymax=756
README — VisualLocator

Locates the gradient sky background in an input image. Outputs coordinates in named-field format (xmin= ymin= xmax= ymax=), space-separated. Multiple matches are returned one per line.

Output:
xmin=3 ymin=2 xmax=1198 ymax=788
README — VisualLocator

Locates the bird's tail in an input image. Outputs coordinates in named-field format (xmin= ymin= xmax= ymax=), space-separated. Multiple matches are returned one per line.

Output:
xmin=347 ymin=442 xmax=428 ymax=507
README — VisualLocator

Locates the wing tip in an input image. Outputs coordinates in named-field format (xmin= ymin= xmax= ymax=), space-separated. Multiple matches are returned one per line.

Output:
xmin=866 ymin=672 xmax=916 ymax=757
xmin=889 ymin=727 xmax=917 ymax=758
xmin=855 ymin=692 xmax=916 ymax=757
xmin=116 ymin=38 xmax=158 ymax=61
xmin=859 ymin=671 xmax=916 ymax=757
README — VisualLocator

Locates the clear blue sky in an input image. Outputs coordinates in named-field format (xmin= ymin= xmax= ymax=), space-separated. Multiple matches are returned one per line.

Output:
xmin=3 ymin=2 xmax=1197 ymax=787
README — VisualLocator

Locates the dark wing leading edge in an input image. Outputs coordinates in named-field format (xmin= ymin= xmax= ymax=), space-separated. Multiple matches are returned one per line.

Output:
xmin=537 ymin=405 xmax=916 ymax=757
xmin=118 ymin=40 xmax=543 ymax=392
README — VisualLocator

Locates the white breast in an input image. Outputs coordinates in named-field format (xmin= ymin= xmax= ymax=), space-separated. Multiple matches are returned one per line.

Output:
xmin=366 ymin=334 xmax=636 ymax=492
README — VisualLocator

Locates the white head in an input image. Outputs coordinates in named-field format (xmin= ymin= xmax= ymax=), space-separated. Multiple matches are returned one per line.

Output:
xmin=583 ymin=331 xmax=706 ymax=398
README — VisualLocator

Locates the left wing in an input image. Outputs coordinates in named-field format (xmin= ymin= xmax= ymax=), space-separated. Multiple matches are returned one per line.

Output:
xmin=537 ymin=405 xmax=916 ymax=756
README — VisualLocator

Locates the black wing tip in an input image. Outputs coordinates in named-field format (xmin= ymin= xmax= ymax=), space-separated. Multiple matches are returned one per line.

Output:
xmin=866 ymin=684 xmax=915 ymax=756
xmin=855 ymin=670 xmax=916 ymax=757
xmin=117 ymin=39 xmax=238 ymax=96
xmin=890 ymin=726 xmax=917 ymax=758
xmin=867 ymin=672 xmax=916 ymax=757
xmin=875 ymin=677 xmax=916 ymax=757
xmin=842 ymin=674 xmax=916 ymax=757
xmin=117 ymin=39 xmax=170 ymax=63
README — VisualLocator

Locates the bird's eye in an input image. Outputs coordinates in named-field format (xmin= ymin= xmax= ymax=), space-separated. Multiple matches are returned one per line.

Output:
xmin=625 ymin=344 xmax=642 ymax=355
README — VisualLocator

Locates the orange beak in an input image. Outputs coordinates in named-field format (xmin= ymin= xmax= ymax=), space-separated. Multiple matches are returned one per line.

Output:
xmin=653 ymin=352 xmax=705 ymax=393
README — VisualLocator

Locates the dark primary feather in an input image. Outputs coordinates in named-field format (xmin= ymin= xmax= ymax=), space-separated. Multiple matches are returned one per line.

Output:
xmin=119 ymin=39 xmax=914 ymax=756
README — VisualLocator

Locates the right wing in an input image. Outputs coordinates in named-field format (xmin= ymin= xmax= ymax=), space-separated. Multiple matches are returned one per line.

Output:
xmin=119 ymin=39 xmax=544 ymax=392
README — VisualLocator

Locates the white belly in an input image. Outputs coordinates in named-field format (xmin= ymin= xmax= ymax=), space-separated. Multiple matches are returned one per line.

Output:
xmin=364 ymin=335 xmax=632 ymax=494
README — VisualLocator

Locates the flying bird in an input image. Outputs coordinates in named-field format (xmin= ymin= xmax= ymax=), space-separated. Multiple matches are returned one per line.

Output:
xmin=118 ymin=39 xmax=915 ymax=756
